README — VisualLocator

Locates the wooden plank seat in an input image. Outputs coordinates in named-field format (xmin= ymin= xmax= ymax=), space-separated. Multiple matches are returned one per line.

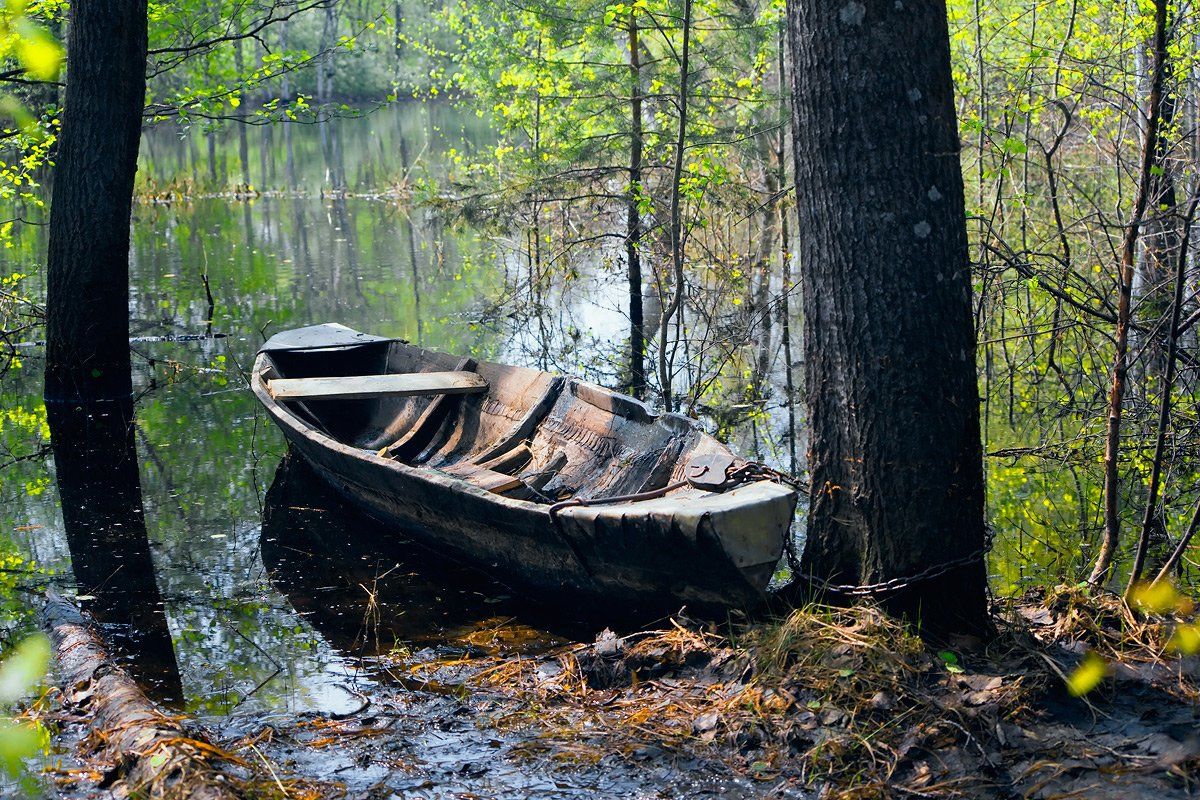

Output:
xmin=441 ymin=462 xmax=526 ymax=494
xmin=268 ymin=371 xmax=488 ymax=402
xmin=441 ymin=444 xmax=535 ymax=496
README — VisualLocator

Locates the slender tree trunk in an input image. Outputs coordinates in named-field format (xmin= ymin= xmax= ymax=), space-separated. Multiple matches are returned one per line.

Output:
xmin=280 ymin=19 xmax=297 ymax=191
xmin=1128 ymin=190 xmax=1200 ymax=595
xmin=394 ymin=0 xmax=403 ymax=74
xmin=234 ymin=37 xmax=252 ymax=190
xmin=401 ymin=137 xmax=423 ymax=344
xmin=207 ymin=129 xmax=219 ymax=186
xmin=787 ymin=0 xmax=989 ymax=635
xmin=775 ymin=20 xmax=797 ymax=476
xmin=1132 ymin=32 xmax=1179 ymax=383
xmin=1089 ymin=0 xmax=1170 ymax=586
xmin=320 ymin=2 xmax=337 ymax=104
xmin=626 ymin=11 xmax=645 ymax=399
xmin=45 ymin=0 xmax=149 ymax=403
xmin=658 ymin=0 xmax=693 ymax=412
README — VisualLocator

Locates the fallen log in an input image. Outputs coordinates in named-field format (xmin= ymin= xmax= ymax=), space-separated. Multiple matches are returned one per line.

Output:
xmin=42 ymin=595 xmax=244 ymax=800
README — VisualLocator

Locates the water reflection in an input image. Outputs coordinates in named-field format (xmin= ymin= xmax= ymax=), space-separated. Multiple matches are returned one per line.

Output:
xmin=137 ymin=101 xmax=491 ymax=197
xmin=260 ymin=453 xmax=569 ymax=660
xmin=46 ymin=400 xmax=183 ymax=704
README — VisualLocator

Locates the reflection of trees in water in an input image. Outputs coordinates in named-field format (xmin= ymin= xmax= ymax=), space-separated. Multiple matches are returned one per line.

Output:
xmin=47 ymin=400 xmax=183 ymax=705
xmin=138 ymin=103 xmax=496 ymax=196
xmin=260 ymin=452 xmax=585 ymax=657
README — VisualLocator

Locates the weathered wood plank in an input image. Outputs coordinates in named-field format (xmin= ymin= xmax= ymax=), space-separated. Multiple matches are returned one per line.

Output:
xmin=269 ymin=371 xmax=488 ymax=401
xmin=441 ymin=462 xmax=525 ymax=494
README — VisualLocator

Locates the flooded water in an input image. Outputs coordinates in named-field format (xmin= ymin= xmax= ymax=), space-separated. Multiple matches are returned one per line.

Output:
xmin=3 ymin=102 xmax=787 ymax=764
xmin=0 ymin=106 xmax=813 ymax=799
xmin=3 ymin=105 xmax=582 ymax=720
xmin=0 ymin=97 xmax=1135 ymax=797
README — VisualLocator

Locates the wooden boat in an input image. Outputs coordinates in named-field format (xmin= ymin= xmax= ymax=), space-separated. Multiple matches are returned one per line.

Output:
xmin=251 ymin=323 xmax=796 ymax=611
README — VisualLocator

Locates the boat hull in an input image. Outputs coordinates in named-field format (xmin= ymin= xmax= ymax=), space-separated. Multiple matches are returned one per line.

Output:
xmin=252 ymin=340 xmax=796 ymax=613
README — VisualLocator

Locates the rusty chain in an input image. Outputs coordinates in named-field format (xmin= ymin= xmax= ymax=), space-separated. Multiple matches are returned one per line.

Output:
xmin=548 ymin=456 xmax=994 ymax=599
xmin=731 ymin=461 xmax=995 ymax=597
xmin=790 ymin=525 xmax=996 ymax=598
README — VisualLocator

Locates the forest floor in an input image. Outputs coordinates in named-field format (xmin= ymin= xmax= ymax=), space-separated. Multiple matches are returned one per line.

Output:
xmin=36 ymin=587 xmax=1200 ymax=800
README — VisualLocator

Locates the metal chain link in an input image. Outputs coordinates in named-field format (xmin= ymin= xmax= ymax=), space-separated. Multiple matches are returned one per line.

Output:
xmin=726 ymin=461 xmax=995 ymax=598
xmin=791 ymin=524 xmax=996 ymax=598
xmin=549 ymin=457 xmax=994 ymax=599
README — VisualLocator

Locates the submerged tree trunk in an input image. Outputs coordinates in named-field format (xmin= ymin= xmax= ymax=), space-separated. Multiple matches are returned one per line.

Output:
xmin=44 ymin=0 xmax=149 ymax=403
xmin=47 ymin=400 xmax=182 ymax=702
xmin=44 ymin=598 xmax=236 ymax=799
xmin=787 ymin=0 xmax=989 ymax=634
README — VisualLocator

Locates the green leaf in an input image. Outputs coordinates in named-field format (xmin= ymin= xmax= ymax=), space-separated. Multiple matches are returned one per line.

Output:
xmin=0 ymin=718 xmax=44 ymax=778
xmin=15 ymin=23 xmax=65 ymax=82
xmin=1128 ymin=580 xmax=1181 ymax=614
xmin=0 ymin=634 xmax=50 ymax=705
xmin=1001 ymin=136 xmax=1027 ymax=155
xmin=938 ymin=651 xmax=964 ymax=674
xmin=1066 ymin=650 xmax=1106 ymax=697
xmin=1167 ymin=624 xmax=1200 ymax=656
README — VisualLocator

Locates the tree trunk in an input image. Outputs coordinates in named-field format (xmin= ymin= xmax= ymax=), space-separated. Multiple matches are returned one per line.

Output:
xmin=626 ymin=11 xmax=645 ymax=399
xmin=47 ymin=400 xmax=182 ymax=703
xmin=658 ymin=0 xmax=693 ymax=413
xmin=775 ymin=22 xmax=797 ymax=476
xmin=787 ymin=0 xmax=989 ymax=635
xmin=1089 ymin=0 xmax=1170 ymax=586
xmin=1132 ymin=31 xmax=1179 ymax=384
xmin=44 ymin=0 xmax=149 ymax=403
xmin=235 ymin=36 xmax=252 ymax=190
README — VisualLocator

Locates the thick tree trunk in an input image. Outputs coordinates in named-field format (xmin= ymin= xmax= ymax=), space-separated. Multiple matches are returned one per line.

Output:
xmin=787 ymin=0 xmax=989 ymax=635
xmin=47 ymin=400 xmax=182 ymax=703
xmin=44 ymin=0 xmax=149 ymax=403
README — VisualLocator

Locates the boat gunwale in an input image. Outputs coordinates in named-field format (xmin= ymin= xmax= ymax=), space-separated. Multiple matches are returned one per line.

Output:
xmin=250 ymin=350 xmax=795 ymax=521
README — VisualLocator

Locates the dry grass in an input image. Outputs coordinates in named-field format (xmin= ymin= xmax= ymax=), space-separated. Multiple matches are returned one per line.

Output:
xmin=386 ymin=606 xmax=1038 ymax=797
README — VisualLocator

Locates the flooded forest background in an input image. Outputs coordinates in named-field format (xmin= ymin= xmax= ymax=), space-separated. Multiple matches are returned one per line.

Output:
xmin=1 ymin=0 xmax=1200 ymax=752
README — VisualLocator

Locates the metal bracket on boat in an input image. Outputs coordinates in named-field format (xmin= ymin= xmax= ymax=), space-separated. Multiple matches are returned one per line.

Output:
xmin=686 ymin=454 xmax=740 ymax=492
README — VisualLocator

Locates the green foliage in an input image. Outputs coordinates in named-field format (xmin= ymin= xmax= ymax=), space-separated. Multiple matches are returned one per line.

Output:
xmin=0 ymin=634 xmax=50 ymax=790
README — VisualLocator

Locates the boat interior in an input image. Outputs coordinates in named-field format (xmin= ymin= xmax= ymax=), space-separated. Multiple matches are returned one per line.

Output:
xmin=263 ymin=335 xmax=728 ymax=505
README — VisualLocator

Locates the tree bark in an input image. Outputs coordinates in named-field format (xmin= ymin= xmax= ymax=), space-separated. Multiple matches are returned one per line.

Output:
xmin=787 ymin=0 xmax=989 ymax=635
xmin=44 ymin=0 xmax=149 ymax=403
xmin=47 ymin=399 xmax=182 ymax=703
xmin=1132 ymin=31 xmax=1179 ymax=384
xmin=234 ymin=35 xmax=252 ymax=190
xmin=44 ymin=597 xmax=237 ymax=800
